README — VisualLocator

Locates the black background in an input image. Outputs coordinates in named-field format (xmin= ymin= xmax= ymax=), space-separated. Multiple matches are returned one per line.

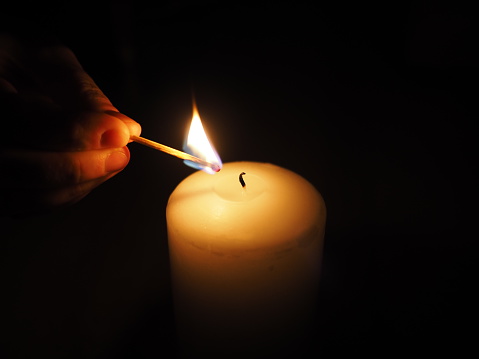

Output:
xmin=1 ymin=1 xmax=477 ymax=358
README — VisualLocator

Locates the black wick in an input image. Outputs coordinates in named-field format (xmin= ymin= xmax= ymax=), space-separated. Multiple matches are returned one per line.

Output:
xmin=239 ymin=172 xmax=246 ymax=188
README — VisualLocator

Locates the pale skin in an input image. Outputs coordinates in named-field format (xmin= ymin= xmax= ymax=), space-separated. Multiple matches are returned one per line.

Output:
xmin=0 ymin=33 xmax=142 ymax=216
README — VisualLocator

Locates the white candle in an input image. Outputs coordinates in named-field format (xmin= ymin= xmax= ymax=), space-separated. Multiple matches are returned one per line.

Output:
xmin=166 ymin=161 xmax=326 ymax=356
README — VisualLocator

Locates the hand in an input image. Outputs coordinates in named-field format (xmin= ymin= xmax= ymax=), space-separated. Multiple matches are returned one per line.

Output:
xmin=0 ymin=33 xmax=141 ymax=217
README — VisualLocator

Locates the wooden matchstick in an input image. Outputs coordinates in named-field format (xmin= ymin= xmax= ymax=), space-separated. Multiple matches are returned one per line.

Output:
xmin=130 ymin=135 xmax=221 ymax=172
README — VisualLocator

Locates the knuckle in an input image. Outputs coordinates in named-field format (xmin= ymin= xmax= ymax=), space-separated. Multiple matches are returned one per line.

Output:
xmin=39 ymin=184 xmax=92 ymax=213
xmin=68 ymin=156 xmax=85 ymax=185
xmin=49 ymin=155 xmax=84 ymax=186
xmin=80 ymin=81 xmax=103 ymax=100
xmin=67 ymin=119 xmax=89 ymax=150
xmin=74 ymin=72 xmax=111 ymax=109
xmin=64 ymin=112 xmax=98 ymax=150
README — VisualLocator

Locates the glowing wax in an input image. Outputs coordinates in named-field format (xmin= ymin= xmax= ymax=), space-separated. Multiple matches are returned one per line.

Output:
xmin=166 ymin=161 xmax=326 ymax=356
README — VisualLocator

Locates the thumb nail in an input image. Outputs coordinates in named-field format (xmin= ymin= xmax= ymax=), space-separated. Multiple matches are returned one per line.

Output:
xmin=105 ymin=150 xmax=129 ymax=173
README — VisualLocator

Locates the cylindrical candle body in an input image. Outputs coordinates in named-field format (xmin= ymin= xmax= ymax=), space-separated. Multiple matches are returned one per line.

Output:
xmin=166 ymin=162 xmax=326 ymax=357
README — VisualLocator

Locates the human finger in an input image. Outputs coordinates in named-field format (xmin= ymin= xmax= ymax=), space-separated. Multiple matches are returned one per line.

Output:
xmin=0 ymin=146 xmax=130 ymax=189
xmin=2 ymin=97 xmax=132 ymax=151
xmin=32 ymin=46 xmax=142 ymax=136
xmin=104 ymin=110 xmax=142 ymax=142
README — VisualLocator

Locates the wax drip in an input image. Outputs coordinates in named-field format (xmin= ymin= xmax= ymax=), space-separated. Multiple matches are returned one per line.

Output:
xmin=239 ymin=172 xmax=246 ymax=187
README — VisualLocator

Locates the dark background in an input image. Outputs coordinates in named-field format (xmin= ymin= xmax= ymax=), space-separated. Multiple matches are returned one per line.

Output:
xmin=1 ymin=1 xmax=477 ymax=358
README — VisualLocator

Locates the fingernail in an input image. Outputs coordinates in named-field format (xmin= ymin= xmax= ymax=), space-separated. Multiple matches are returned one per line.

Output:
xmin=101 ymin=129 xmax=125 ymax=148
xmin=105 ymin=151 xmax=129 ymax=173
xmin=104 ymin=110 xmax=142 ymax=138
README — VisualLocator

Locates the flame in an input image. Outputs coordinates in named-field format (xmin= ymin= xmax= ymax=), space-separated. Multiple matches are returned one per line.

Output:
xmin=183 ymin=104 xmax=222 ymax=174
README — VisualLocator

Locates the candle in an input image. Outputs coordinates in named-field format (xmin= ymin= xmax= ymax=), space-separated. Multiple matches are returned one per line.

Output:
xmin=166 ymin=161 xmax=326 ymax=357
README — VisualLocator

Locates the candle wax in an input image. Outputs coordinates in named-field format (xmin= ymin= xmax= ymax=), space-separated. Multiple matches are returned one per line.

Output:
xmin=166 ymin=161 xmax=326 ymax=357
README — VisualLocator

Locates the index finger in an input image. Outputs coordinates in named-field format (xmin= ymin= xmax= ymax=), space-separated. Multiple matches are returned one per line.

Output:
xmin=32 ymin=45 xmax=141 ymax=136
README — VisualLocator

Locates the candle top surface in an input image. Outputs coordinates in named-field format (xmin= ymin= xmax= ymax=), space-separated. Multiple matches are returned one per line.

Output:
xmin=167 ymin=161 xmax=326 ymax=252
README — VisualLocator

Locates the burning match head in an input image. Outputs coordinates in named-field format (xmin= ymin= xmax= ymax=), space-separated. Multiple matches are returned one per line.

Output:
xmin=184 ymin=160 xmax=222 ymax=174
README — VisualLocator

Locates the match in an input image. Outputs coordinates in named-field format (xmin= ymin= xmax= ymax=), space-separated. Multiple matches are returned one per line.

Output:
xmin=130 ymin=135 xmax=221 ymax=173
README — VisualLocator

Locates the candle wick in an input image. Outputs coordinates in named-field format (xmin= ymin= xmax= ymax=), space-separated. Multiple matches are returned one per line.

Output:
xmin=239 ymin=172 xmax=246 ymax=188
